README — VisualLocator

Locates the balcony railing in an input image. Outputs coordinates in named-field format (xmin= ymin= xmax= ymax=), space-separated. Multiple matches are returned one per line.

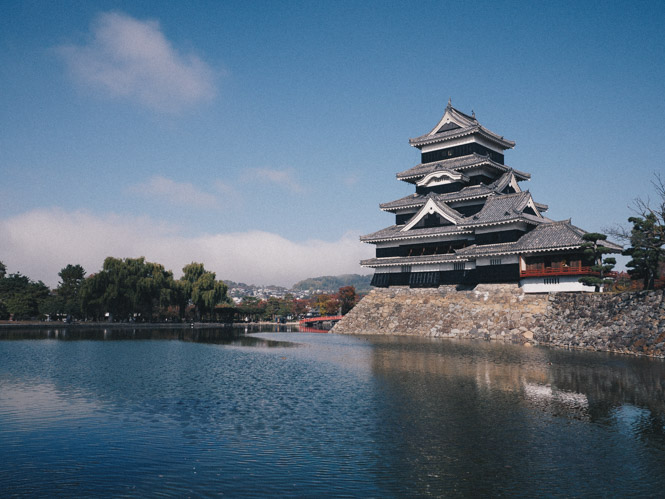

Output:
xmin=520 ymin=266 xmax=595 ymax=278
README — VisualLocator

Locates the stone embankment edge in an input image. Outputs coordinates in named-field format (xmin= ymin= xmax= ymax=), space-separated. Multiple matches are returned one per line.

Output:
xmin=331 ymin=285 xmax=665 ymax=358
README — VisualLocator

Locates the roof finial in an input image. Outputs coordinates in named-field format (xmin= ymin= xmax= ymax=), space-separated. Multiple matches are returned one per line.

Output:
xmin=448 ymin=97 xmax=452 ymax=107
xmin=472 ymin=109 xmax=475 ymax=118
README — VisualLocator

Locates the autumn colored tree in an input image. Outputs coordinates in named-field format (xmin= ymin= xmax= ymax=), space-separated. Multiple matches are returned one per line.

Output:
xmin=237 ymin=296 xmax=264 ymax=322
xmin=316 ymin=293 xmax=340 ymax=316
xmin=338 ymin=286 xmax=357 ymax=314
xmin=292 ymin=298 xmax=312 ymax=317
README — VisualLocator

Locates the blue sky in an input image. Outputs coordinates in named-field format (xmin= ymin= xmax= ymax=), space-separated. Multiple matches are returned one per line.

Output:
xmin=1 ymin=0 xmax=664 ymax=287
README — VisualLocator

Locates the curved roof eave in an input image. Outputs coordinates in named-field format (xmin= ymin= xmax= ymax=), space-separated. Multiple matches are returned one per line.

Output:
xmin=396 ymin=156 xmax=530 ymax=182
xmin=360 ymin=230 xmax=474 ymax=244
xmin=409 ymin=127 xmax=515 ymax=150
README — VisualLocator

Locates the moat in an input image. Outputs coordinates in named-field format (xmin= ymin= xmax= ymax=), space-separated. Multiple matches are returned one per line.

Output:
xmin=2 ymin=326 xmax=665 ymax=496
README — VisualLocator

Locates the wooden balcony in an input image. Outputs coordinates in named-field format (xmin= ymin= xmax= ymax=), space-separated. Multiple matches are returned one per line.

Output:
xmin=520 ymin=266 xmax=596 ymax=278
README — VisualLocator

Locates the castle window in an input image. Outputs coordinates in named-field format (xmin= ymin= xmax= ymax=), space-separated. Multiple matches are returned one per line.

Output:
xmin=423 ymin=213 xmax=443 ymax=228
xmin=371 ymin=273 xmax=390 ymax=287
xmin=544 ymin=277 xmax=560 ymax=285
xmin=490 ymin=258 xmax=502 ymax=266
xmin=453 ymin=262 xmax=465 ymax=271
xmin=409 ymin=271 xmax=440 ymax=288
xmin=401 ymin=265 xmax=412 ymax=273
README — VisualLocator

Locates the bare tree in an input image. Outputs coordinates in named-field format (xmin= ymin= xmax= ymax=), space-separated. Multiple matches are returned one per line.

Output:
xmin=608 ymin=173 xmax=665 ymax=289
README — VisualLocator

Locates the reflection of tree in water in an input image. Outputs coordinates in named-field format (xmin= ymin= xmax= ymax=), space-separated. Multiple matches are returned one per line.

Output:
xmin=366 ymin=336 xmax=665 ymax=496
xmin=0 ymin=326 xmax=293 ymax=347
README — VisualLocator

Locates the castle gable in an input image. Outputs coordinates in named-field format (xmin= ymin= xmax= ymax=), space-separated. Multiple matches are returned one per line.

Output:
xmin=361 ymin=103 xmax=620 ymax=292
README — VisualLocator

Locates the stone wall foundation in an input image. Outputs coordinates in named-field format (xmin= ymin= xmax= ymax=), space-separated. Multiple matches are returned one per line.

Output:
xmin=332 ymin=286 xmax=665 ymax=358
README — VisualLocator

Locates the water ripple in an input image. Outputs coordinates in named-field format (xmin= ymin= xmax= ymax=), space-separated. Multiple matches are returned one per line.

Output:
xmin=1 ymin=328 xmax=665 ymax=496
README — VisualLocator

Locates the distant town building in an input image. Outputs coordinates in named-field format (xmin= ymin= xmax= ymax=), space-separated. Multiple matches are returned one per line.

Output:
xmin=361 ymin=101 xmax=621 ymax=292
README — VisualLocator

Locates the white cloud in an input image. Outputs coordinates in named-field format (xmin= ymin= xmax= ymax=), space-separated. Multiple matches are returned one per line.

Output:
xmin=244 ymin=168 xmax=304 ymax=193
xmin=0 ymin=209 xmax=373 ymax=288
xmin=56 ymin=11 xmax=216 ymax=112
xmin=129 ymin=175 xmax=221 ymax=208
xmin=343 ymin=174 xmax=360 ymax=187
xmin=213 ymin=180 xmax=236 ymax=195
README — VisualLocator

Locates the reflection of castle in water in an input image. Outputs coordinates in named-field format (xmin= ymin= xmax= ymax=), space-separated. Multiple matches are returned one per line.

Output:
xmin=367 ymin=335 xmax=665 ymax=417
xmin=365 ymin=336 xmax=665 ymax=496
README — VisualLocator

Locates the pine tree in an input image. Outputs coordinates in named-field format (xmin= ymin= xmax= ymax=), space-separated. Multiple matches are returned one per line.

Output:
xmin=578 ymin=233 xmax=616 ymax=292
xmin=624 ymin=213 xmax=664 ymax=290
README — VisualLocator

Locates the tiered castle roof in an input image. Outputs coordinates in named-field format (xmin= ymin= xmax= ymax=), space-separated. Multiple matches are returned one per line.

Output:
xmin=395 ymin=154 xmax=530 ymax=184
xmin=364 ymin=191 xmax=544 ymax=243
xmin=407 ymin=103 xmax=515 ymax=150
xmin=360 ymin=101 xmax=621 ymax=285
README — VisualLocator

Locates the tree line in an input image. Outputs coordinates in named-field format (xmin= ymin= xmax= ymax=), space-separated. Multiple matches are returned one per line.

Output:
xmin=0 ymin=257 xmax=230 ymax=322
xmin=0 ymin=257 xmax=360 ymax=322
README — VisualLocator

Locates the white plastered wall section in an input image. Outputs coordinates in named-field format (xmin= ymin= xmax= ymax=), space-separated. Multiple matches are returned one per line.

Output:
xmin=476 ymin=255 xmax=519 ymax=266
xmin=520 ymin=276 xmax=596 ymax=293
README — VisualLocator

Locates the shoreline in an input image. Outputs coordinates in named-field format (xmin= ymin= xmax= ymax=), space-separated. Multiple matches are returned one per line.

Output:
xmin=0 ymin=321 xmax=300 ymax=329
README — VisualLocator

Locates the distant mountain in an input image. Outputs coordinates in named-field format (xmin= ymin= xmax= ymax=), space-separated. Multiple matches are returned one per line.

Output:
xmin=291 ymin=274 xmax=372 ymax=293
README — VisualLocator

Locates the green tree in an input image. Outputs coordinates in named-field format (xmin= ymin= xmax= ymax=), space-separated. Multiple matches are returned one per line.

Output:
xmin=0 ymin=300 xmax=8 ymax=320
xmin=180 ymin=262 xmax=230 ymax=320
xmin=278 ymin=294 xmax=296 ymax=318
xmin=57 ymin=264 xmax=86 ymax=319
xmin=578 ymin=233 xmax=616 ymax=292
xmin=80 ymin=271 xmax=109 ymax=321
xmin=610 ymin=174 xmax=665 ymax=290
xmin=135 ymin=261 xmax=176 ymax=320
xmin=0 ymin=273 xmax=49 ymax=320
xmin=80 ymin=257 xmax=177 ymax=321
xmin=0 ymin=261 xmax=7 ymax=319
xmin=39 ymin=293 xmax=64 ymax=320
xmin=263 ymin=296 xmax=282 ymax=320
xmin=624 ymin=213 xmax=664 ymax=290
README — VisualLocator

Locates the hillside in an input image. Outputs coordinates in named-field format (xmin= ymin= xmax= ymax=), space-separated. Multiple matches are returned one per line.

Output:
xmin=291 ymin=274 xmax=372 ymax=293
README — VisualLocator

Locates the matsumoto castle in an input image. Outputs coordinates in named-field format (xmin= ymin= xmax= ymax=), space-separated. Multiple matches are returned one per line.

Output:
xmin=361 ymin=101 xmax=621 ymax=293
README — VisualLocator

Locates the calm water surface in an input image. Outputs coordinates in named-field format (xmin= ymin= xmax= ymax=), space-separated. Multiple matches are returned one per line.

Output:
xmin=1 ymin=326 xmax=665 ymax=497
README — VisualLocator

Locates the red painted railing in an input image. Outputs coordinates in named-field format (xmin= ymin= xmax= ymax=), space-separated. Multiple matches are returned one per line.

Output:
xmin=520 ymin=266 xmax=618 ymax=278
